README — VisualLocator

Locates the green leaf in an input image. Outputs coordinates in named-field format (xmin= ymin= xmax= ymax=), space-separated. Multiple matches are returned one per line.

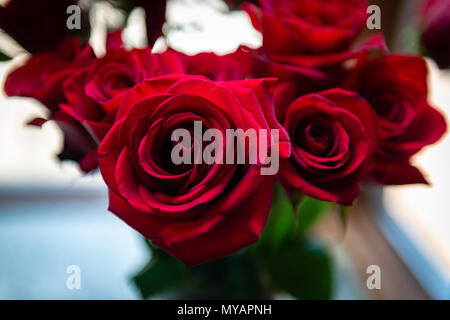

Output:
xmin=253 ymin=190 xmax=334 ymax=299
xmin=0 ymin=51 xmax=11 ymax=61
xmin=257 ymin=183 xmax=296 ymax=252
xmin=133 ymin=243 xmax=188 ymax=299
xmin=399 ymin=26 xmax=422 ymax=54
xmin=265 ymin=238 xmax=333 ymax=300
xmin=297 ymin=196 xmax=334 ymax=234
xmin=186 ymin=253 xmax=270 ymax=299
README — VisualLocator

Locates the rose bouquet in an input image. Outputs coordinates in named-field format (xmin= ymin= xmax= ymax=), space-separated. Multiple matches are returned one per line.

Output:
xmin=1 ymin=0 xmax=447 ymax=299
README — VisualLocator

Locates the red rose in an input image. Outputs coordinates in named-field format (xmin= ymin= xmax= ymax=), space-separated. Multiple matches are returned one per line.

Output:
xmin=0 ymin=0 xmax=78 ymax=53
xmin=4 ymin=37 xmax=99 ymax=172
xmin=243 ymin=0 xmax=384 ymax=69
xmin=60 ymin=68 xmax=113 ymax=145
xmin=280 ymin=89 xmax=377 ymax=205
xmin=52 ymin=111 xmax=99 ymax=173
xmin=170 ymin=45 xmax=339 ymax=113
xmin=61 ymin=47 xmax=184 ymax=143
xmin=344 ymin=55 xmax=447 ymax=185
xmin=86 ymin=48 xmax=183 ymax=112
xmin=419 ymin=0 xmax=450 ymax=69
xmin=98 ymin=75 xmax=290 ymax=265
xmin=5 ymin=37 xmax=95 ymax=112
xmin=169 ymin=46 xmax=258 ymax=81
xmin=84 ymin=48 xmax=151 ymax=113
xmin=243 ymin=0 xmax=387 ymax=120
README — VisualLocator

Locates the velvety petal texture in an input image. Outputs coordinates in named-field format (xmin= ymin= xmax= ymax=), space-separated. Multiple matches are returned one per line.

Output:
xmin=2 ymin=0 xmax=447 ymax=268
xmin=280 ymin=89 xmax=377 ymax=205
xmin=98 ymin=75 xmax=290 ymax=265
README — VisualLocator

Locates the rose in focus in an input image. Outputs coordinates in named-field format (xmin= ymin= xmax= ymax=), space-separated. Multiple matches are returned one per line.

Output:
xmin=98 ymin=74 xmax=290 ymax=265
xmin=280 ymin=89 xmax=377 ymax=205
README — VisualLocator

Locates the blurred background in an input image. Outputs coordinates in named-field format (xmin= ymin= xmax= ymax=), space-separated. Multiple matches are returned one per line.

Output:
xmin=0 ymin=0 xmax=449 ymax=299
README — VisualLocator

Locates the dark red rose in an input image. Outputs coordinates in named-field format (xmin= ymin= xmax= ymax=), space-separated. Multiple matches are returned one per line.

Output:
xmin=4 ymin=37 xmax=98 ymax=172
xmin=61 ymin=47 xmax=185 ymax=142
xmin=419 ymin=0 xmax=450 ymax=69
xmin=19 ymin=110 xmax=98 ymax=173
xmin=0 ymin=0 xmax=79 ymax=53
xmin=243 ymin=0 xmax=385 ymax=69
xmin=4 ymin=37 xmax=95 ymax=112
xmin=169 ymin=46 xmax=258 ymax=81
xmin=280 ymin=89 xmax=377 ymax=205
xmin=52 ymin=111 xmax=99 ymax=173
xmin=98 ymin=74 xmax=290 ymax=265
xmin=344 ymin=54 xmax=447 ymax=185
xmin=142 ymin=0 xmax=167 ymax=47
xmin=170 ymin=45 xmax=341 ymax=113
xmin=86 ymin=48 xmax=184 ymax=112
xmin=243 ymin=0 xmax=387 ymax=120
xmin=60 ymin=69 xmax=113 ymax=145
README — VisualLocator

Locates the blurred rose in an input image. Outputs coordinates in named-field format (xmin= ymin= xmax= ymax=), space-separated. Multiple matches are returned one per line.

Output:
xmin=0 ymin=0 xmax=79 ymax=53
xmin=169 ymin=46 xmax=258 ymax=81
xmin=52 ymin=111 xmax=99 ymax=173
xmin=243 ymin=0 xmax=382 ymax=69
xmin=419 ymin=0 xmax=450 ymax=68
xmin=280 ymin=89 xmax=377 ymax=205
xmin=243 ymin=0 xmax=387 ymax=115
xmin=5 ymin=37 xmax=95 ymax=112
xmin=344 ymin=55 xmax=447 ymax=184
xmin=4 ymin=37 xmax=98 ymax=172
xmin=61 ymin=46 xmax=184 ymax=142
xmin=98 ymin=75 xmax=290 ymax=265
